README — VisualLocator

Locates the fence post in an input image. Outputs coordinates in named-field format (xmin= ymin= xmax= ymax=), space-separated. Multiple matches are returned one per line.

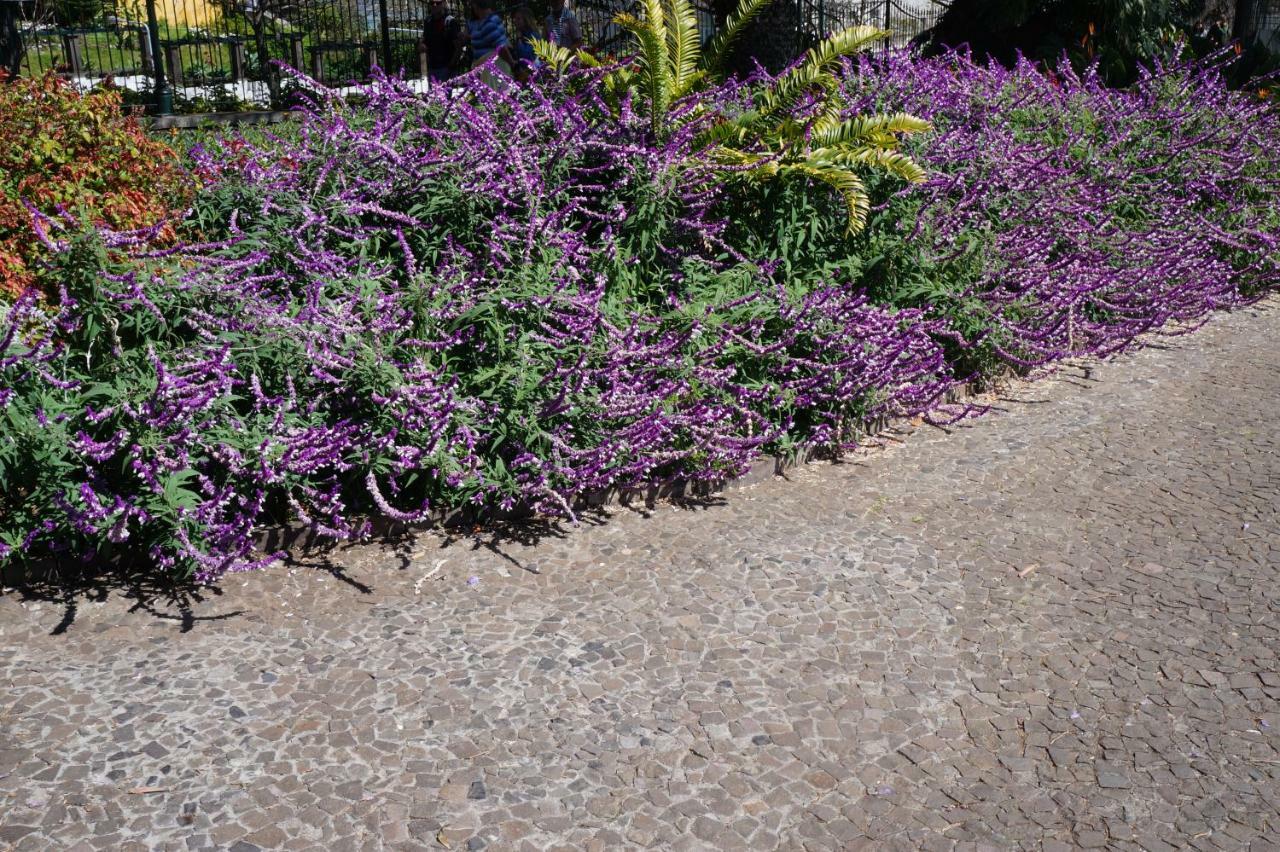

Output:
xmin=882 ymin=0 xmax=890 ymax=50
xmin=166 ymin=43 xmax=183 ymax=85
xmin=144 ymin=0 xmax=172 ymax=114
xmin=61 ymin=33 xmax=84 ymax=76
xmin=138 ymin=24 xmax=154 ymax=73
xmin=377 ymin=0 xmax=392 ymax=72
xmin=228 ymin=39 xmax=245 ymax=81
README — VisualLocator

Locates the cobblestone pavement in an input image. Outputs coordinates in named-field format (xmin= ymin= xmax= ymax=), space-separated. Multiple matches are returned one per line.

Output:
xmin=2 ymin=300 xmax=1279 ymax=852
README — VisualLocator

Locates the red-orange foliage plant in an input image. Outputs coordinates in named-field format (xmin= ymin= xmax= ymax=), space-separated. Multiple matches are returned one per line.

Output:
xmin=0 ymin=74 xmax=191 ymax=299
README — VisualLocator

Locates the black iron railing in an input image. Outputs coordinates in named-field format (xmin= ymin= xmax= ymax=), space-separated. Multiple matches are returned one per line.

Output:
xmin=7 ymin=0 xmax=938 ymax=113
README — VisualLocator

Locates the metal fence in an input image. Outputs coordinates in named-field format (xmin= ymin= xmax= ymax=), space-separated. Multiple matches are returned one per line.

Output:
xmin=6 ymin=0 xmax=937 ymax=113
xmin=808 ymin=0 xmax=937 ymax=48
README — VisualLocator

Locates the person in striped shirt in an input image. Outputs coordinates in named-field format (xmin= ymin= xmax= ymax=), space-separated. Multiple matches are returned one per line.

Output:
xmin=544 ymin=0 xmax=582 ymax=51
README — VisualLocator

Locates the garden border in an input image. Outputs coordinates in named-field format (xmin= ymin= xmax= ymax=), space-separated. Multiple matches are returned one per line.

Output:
xmin=249 ymin=366 xmax=1022 ymax=556
xmin=0 ymin=311 xmax=1253 ymax=589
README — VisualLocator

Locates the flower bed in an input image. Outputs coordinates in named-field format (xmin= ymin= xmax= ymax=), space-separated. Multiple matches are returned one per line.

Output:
xmin=1 ymin=46 xmax=1276 ymax=581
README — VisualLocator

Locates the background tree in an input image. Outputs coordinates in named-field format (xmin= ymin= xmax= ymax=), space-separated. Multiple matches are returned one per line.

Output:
xmin=1232 ymin=0 xmax=1268 ymax=45
xmin=919 ymin=0 xmax=1229 ymax=83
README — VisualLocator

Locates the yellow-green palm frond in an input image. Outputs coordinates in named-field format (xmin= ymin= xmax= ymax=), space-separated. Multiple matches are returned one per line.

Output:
xmin=692 ymin=109 xmax=760 ymax=148
xmin=603 ymin=65 xmax=636 ymax=101
xmin=755 ymin=64 xmax=840 ymax=120
xmin=532 ymin=38 xmax=576 ymax=73
xmin=810 ymin=145 xmax=928 ymax=184
xmin=803 ymin=25 xmax=887 ymax=72
xmin=756 ymin=26 xmax=883 ymax=116
xmin=665 ymin=0 xmax=702 ymax=95
xmin=703 ymin=0 xmax=773 ymax=73
xmin=680 ymin=69 xmax=708 ymax=93
xmin=706 ymin=145 xmax=780 ymax=178
xmin=809 ymin=112 xmax=930 ymax=148
xmin=808 ymin=94 xmax=848 ymax=137
xmin=533 ymin=38 xmax=604 ymax=72
xmin=615 ymin=2 xmax=671 ymax=136
xmin=781 ymin=161 xmax=871 ymax=233
xmin=772 ymin=117 xmax=807 ymax=140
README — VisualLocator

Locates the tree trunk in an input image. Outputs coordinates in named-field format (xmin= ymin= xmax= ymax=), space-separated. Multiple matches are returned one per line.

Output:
xmin=1233 ymin=0 xmax=1268 ymax=46
xmin=250 ymin=15 xmax=280 ymax=105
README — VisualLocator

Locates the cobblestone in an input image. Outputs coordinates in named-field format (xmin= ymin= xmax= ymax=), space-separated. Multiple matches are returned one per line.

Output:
xmin=2 ymin=301 xmax=1279 ymax=849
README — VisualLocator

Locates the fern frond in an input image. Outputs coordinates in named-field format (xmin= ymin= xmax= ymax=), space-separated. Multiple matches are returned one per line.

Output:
xmin=809 ymin=112 xmax=931 ymax=148
xmin=810 ymin=146 xmax=928 ymax=184
xmin=666 ymin=0 xmax=701 ymax=96
xmin=782 ymin=161 xmax=870 ymax=233
xmin=703 ymin=0 xmax=773 ymax=73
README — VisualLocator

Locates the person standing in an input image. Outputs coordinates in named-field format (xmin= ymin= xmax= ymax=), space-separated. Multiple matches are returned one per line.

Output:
xmin=468 ymin=0 xmax=512 ymax=70
xmin=544 ymin=0 xmax=582 ymax=51
xmin=511 ymin=5 xmax=539 ymax=80
xmin=419 ymin=0 xmax=465 ymax=82
xmin=0 ymin=0 xmax=23 ymax=80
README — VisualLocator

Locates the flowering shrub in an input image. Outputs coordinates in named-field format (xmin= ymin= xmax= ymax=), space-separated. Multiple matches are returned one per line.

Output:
xmin=0 ymin=74 xmax=191 ymax=300
xmin=1 ymin=51 xmax=1276 ymax=581
xmin=0 ymin=69 xmax=956 ymax=579
xmin=838 ymin=50 xmax=1280 ymax=370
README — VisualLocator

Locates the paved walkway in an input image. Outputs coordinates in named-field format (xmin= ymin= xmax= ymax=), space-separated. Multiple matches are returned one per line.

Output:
xmin=2 ymin=301 xmax=1279 ymax=852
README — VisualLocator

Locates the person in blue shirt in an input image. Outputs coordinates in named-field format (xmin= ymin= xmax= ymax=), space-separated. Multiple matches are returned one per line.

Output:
xmin=467 ymin=0 xmax=512 ymax=69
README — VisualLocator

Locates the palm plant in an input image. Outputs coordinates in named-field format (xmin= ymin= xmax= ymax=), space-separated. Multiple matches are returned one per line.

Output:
xmin=535 ymin=0 xmax=930 ymax=233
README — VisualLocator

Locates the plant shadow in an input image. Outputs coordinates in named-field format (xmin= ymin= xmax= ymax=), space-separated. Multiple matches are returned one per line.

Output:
xmin=425 ymin=494 xmax=727 ymax=575
xmin=1 ymin=497 xmax=734 ymax=633
xmin=2 ymin=557 xmax=241 ymax=635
